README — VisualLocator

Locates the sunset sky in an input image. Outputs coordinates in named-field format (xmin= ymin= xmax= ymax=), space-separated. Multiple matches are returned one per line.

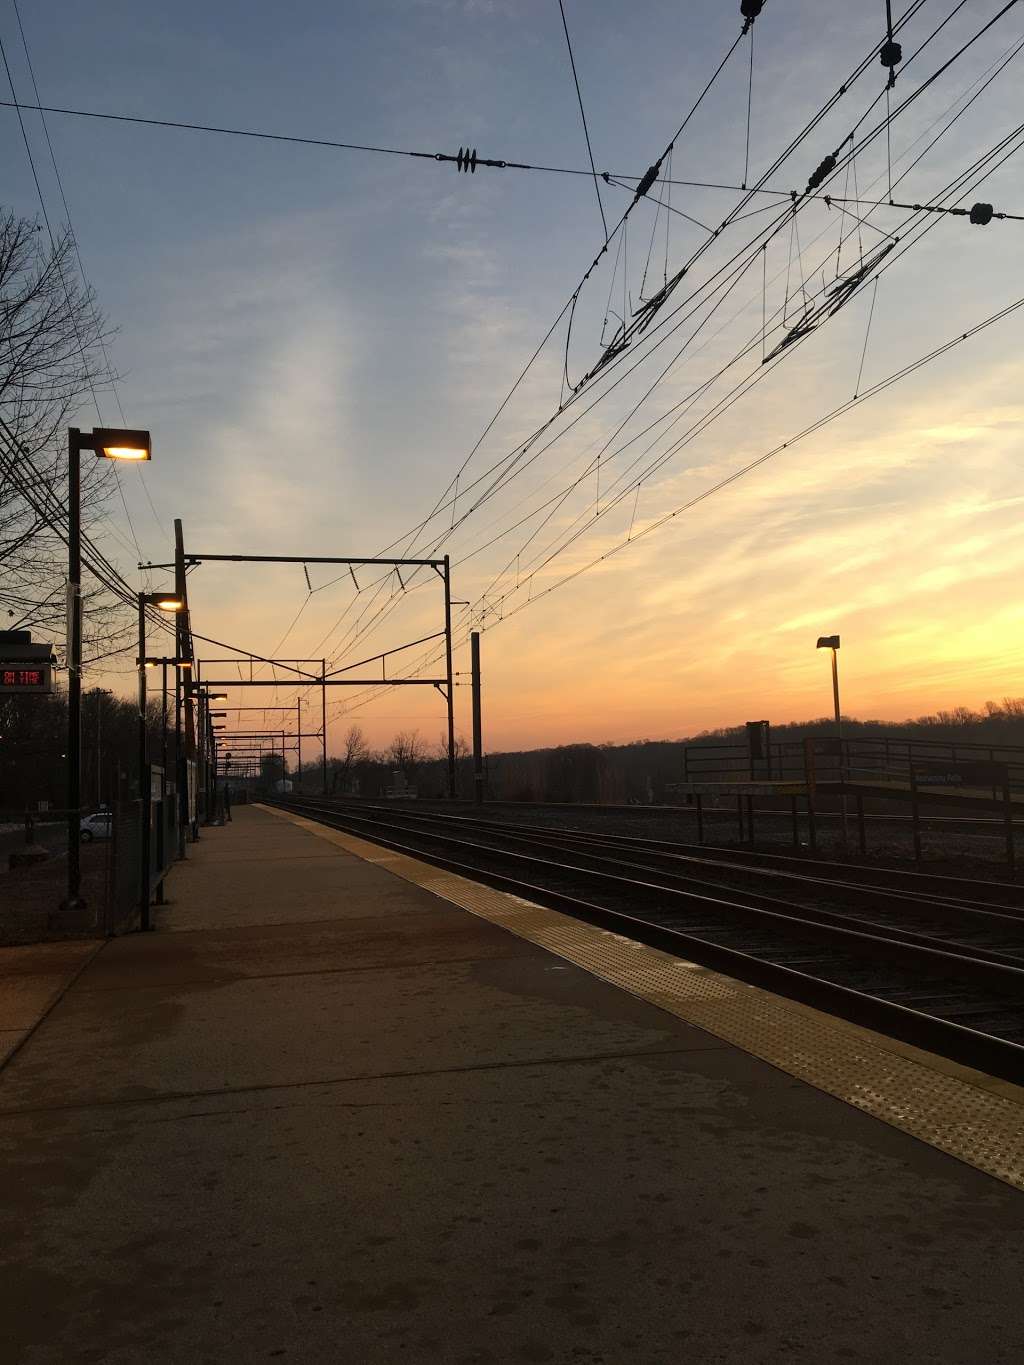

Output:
xmin=4 ymin=0 xmax=1024 ymax=756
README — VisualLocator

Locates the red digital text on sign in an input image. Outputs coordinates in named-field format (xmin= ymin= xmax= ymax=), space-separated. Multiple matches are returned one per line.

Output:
xmin=2 ymin=669 xmax=44 ymax=686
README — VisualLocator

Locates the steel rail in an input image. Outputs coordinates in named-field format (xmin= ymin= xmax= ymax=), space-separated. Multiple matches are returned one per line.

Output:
xmin=441 ymin=816 xmax=1024 ymax=921
xmin=364 ymin=798 xmax=1024 ymax=906
xmin=289 ymin=797 xmax=1024 ymax=965
xmin=275 ymin=797 xmax=1024 ymax=1085
xmin=280 ymin=800 xmax=1024 ymax=992
xmin=288 ymin=797 xmax=1024 ymax=919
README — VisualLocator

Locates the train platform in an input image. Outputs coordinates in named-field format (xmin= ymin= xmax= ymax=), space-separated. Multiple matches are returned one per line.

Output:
xmin=2 ymin=805 xmax=1023 ymax=1363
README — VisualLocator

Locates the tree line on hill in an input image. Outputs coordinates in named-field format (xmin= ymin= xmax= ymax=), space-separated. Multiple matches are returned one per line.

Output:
xmin=9 ymin=691 xmax=1024 ymax=813
xmin=278 ymin=698 xmax=1024 ymax=805
xmin=1 ymin=687 xmax=174 ymax=813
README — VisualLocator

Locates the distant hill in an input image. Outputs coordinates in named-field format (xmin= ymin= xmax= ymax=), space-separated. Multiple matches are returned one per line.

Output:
xmin=464 ymin=698 xmax=1024 ymax=803
xmin=302 ymin=698 xmax=1024 ymax=805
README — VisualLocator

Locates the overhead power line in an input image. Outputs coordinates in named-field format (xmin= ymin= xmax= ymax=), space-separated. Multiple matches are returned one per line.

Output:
xmin=195 ymin=2 xmax=1021 ymax=710
xmin=2 ymin=9 xmax=168 ymax=556
xmin=557 ymin=0 xmax=607 ymax=238
xmin=0 ymin=96 xmax=801 ymax=198
xmin=329 ymin=279 xmax=1024 ymax=724
xmin=321 ymin=104 xmax=1024 ymax=693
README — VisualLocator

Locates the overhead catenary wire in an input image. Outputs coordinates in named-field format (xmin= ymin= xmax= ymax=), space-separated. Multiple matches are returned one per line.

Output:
xmin=10 ymin=0 xmax=166 ymax=546
xmin=0 ymin=13 xmax=169 ymax=574
xmin=363 ymin=98 xmax=1024 ymax=673
xmin=294 ymin=11 xmax=762 ymax=681
xmin=333 ymin=281 xmax=1024 ymax=720
xmin=247 ymin=2 xmax=1021 ymax=715
xmin=244 ymin=0 xmax=961 ymax=693
xmin=0 ymin=95 xmax=814 ymax=198
xmin=557 ymin=0 xmax=607 ymax=238
xmin=0 ymin=417 xmax=285 ymax=673
xmin=468 ymin=119 xmax=1024 ymax=615
xmin=412 ymin=2 xmax=1019 ymax=550
xmin=492 ymin=291 xmax=1024 ymax=624
xmin=300 ymin=96 xmax=1023 ymax=730
xmin=0 ymin=30 xmax=147 ymax=567
xmin=378 ymin=0 xmax=943 ymax=562
xmin=487 ymin=109 xmax=1024 ymax=581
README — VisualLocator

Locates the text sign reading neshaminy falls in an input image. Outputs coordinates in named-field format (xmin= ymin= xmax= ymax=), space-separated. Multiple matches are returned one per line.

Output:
xmin=0 ymin=662 xmax=53 ymax=694
xmin=913 ymin=758 xmax=1008 ymax=788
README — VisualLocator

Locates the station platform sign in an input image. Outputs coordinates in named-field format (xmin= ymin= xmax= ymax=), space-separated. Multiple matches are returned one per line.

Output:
xmin=0 ymin=661 xmax=53 ymax=694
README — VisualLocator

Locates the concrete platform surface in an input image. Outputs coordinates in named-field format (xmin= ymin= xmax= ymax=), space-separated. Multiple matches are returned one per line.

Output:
xmin=1 ymin=804 xmax=1023 ymax=1364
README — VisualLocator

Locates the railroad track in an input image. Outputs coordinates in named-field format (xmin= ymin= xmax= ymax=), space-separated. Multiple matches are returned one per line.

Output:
xmin=429 ymin=796 xmax=1024 ymax=836
xmin=275 ymin=796 xmax=1024 ymax=1084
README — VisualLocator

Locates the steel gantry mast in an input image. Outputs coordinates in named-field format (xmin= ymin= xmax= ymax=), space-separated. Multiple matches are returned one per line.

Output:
xmin=141 ymin=541 xmax=462 ymax=798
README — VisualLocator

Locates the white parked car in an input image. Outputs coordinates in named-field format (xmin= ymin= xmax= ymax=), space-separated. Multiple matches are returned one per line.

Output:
xmin=79 ymin=811 xmax=112 ymax=842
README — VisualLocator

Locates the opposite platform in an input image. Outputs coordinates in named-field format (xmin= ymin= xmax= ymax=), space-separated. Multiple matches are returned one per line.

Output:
xmin=1 ymin=803 xmax=1022 ymax=1364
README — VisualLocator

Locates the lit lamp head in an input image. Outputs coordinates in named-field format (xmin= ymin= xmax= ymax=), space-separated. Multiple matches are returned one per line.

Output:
xmin=94 ymin=428 xmax=152 ymax=462
xmin=816 ymin=635 xmax=840 ymax=650
xmin=143 ymin=590 xmax=184 ymax=612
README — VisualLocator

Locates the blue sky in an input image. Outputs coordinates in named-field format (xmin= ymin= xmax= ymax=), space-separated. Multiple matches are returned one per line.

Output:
xmin=4 ymin=1 xmax=1024 ymax=751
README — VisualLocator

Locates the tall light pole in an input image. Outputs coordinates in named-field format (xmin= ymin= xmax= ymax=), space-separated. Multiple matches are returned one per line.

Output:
xmin=92 ymin=688 xmax=112 ymax=806
xmin=138 ymin=590 xmax=184 ymax=929
xmin=138 ymin=596 xmax=185 ymax=791
xmin=193 ymin=687 xmax=227 ymax=823
xmin=471 ymin=631 xmax=484 ymax=807
xmin=816 ymin=634 xmax=847 ymax=844
xmin=816 ymin=635 xmax=842 ymax=735
xmin=138 ymin=654 xmax=190 ymax=833
xmin=65 ymin=427 xmax=151 ymax=911
xmin=443 ymin=555 xmax=456 ymax=799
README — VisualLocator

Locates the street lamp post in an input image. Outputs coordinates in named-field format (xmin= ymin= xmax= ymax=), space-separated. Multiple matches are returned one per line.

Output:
xmin=137 ymin=654 xmax=190 ymax=813
xmin=194 ymin=687 xmax=227 ymax=824
xmin=64 ymin=427 xmax=151 ymax=912
xmin=137 ymin=591 xmax=184 ymax=928
xmin=161 ymin=659 xmax=168 ymax=773
xmin=210 ymin=713 xmax=227 ymax=818
xmin=93 ymin=688 xmax=112 ymax=806
xmin=816 ymin=634 xmax=847 ymax=845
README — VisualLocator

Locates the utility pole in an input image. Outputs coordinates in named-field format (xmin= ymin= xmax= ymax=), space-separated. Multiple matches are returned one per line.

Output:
xmin=161 ymin=659 xmax=168 ymax=773
xmin=321 ymin=659 xmax=328 ymax=795
xmin=137 ymin=592 xmax=150 ymax=930
xmin=96 ymin=691 xmax=104 ymax=806
xmin=471 ymin=631 xmax=484 ymax=806
xmin=816 ymin=634 xmax=847 ymax=847
xmin=831 ymin=644 xmax=850 ymax=848
xmin=65 ymin=430 xmax=83 ymax=909
xmin=444 ymin=554 xmax=456 ymax=799
xmin=194 ymin=660 xmax=204 ymax=839
xmin=296 ymin=698 xmax=302 ymax=790
xmin=196 ymin=676 xmax=206 ymax=826
xmin=174 ymin=518 xmax=188 ymax=853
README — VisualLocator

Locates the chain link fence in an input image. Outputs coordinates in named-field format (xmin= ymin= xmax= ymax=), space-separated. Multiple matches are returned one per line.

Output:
xmin=3 ymin=770 xmax=181 ymax=943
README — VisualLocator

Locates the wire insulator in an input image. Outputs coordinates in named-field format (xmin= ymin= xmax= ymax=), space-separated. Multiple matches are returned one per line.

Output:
xmin=456 ymin=147 xmax=478 ymax=173
xmin=742 ymin=1 xmax=764 ymax=34
xmin=879 ymin=38 xmax=902 ymax=87
xmin=634 ymin=162 xmax=660 ymax=199
xmin=970 ymin=202 xmax=994 ymax=226
xmin=806 ymin=153 xmax=837 ymax=192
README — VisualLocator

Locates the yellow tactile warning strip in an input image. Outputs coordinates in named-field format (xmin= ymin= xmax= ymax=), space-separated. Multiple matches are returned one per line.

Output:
xmin=261 ymin=805 xmax=1024 ymax=1190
